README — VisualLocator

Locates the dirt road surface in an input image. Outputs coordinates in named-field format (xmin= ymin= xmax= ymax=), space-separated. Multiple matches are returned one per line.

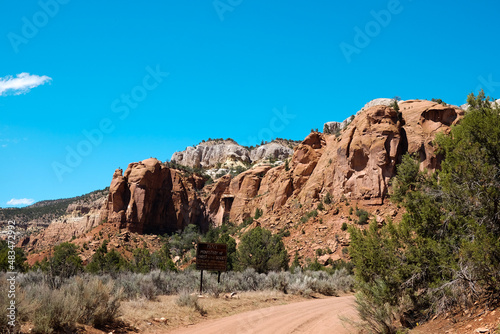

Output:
xmin=168 ymin=295 xmax=358 ymax=334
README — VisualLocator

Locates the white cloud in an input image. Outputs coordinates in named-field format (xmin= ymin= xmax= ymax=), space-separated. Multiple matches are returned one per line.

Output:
xmin=0 ymin=73 xmax=52 ymax=96
xmin=7 ymin=198 xmax=35 ymax=206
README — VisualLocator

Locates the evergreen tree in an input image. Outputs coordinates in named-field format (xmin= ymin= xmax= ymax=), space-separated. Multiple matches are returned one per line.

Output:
xmin=349 ymin=91 xmax=500 ymax=331
xmin=237 ymin=226 xmax=288 ymax=273
xmin=49 ymin=242 xmax=82 ymax=278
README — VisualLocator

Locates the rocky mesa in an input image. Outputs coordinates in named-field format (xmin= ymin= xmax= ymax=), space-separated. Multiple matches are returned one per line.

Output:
xmin=18 ymin=99 xmax=464 ymax=263
xmin=107 ymin=99 xmax=463 ymax=232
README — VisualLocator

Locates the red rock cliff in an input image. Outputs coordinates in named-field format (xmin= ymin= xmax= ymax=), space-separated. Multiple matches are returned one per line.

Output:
xmin=105 ymin=158 xmax=208 ymax=234
xmin=205 ymin=100 xmax=464 ymax=223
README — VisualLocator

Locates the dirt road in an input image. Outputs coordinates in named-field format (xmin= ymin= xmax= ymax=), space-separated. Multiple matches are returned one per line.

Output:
xmin=168 ymin=295 xmax=358 ymax=334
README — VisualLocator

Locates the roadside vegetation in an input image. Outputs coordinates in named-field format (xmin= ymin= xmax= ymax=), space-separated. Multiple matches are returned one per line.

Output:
xmin=0 ymin=219 xmax=353 ymax=333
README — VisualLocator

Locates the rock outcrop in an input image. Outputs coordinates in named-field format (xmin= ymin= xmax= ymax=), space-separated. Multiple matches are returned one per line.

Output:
xmin=170 ymin=139 xmax=298 ymax=169
xmin=205 ymin=100 xmax=464 ymax=223
xmin=399 ymin=99 xmax=463 ymax=171
xmin=104 ymin=158 xmax=208 ymax=234
xmin=17 ymin=193 xmax=107 ymax=252
xmin=170 ymin=139 xmax=251 ymax=169
xmin=249 ymin=142 xmax=294 ymax=162
xmin=324 ymin=98 xmax=395 ymax=135
xmin=18 ymin=212 xmax=103 ymax=253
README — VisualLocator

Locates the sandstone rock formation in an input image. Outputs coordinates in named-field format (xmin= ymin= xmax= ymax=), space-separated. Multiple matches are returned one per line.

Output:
xmin=170 ymin=139 xmax=298 ymax=169
xmin=249 ymin=142 xmax=294 ymax=162
xmin=18 ymin=212 xmax=103 ymax=253
xmin=358 ymin=98 xmax=395 ymax=113
xmin=18 ymin=98 xmax=466 ymax=264
xmin=399 ymin=99 xmax=463 ymax=171
xmin=104 ymin=158 xmax=208 ymax=234
xmin=170 ymin=139 xmax=251 ymax=169
xmin=324 ymin=98 xmax=395 ymax=134
xmin=323 ymin=120 xmax=348 ymax=135
xmin=205 ymin=100 xmax=464 ymax=223
xmin=17 ymin=193 xmax=107 ymax=253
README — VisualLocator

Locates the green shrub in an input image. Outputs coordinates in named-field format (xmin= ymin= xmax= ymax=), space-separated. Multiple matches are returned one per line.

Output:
xmin=278 ymin=228 xmax=290 ymax=238
xmin=341 ymin=222 xmax=348 ymax=231
xmin=324 ymin=192 xmax=332 ymax=204
xmin=354 ymin=285 xmax=399 ymax=334
xmin=290 ymin=251 xmax=301 ymax=272
xmin=49 ymin=242 xmax=82 ymax=278
xmin=317 ymin=202 xmax=325 ymax=211
xmin=300 ymin=210 xmax=318 ymax=224
xmin=305 ymin=258 xmax=323 ymax=271
xmin=169 ymin=224 xmax=202 ymax=257
xmin=237 ymin=227 xmax=288 ymax=273
xmin=254 ymin=208 xmax=263 ymax=220
xmin=242 ymin=216 xmax=254 ymax=227
xmin=0 ymin=240 xmax=26 ymax=272
xmin=216 ymin=233 xmax=237 ymax=271
xmin=355 ymin=208 xmax=369 ymax=225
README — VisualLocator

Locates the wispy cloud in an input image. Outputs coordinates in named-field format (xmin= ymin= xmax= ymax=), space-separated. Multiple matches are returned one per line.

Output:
xmin=0 ymin=137 xmax=27 ymax=148
xmin=0 ymin=73 xmax=52 ymax=96
xmin=7 ymin=198 xmax=35 ymax=206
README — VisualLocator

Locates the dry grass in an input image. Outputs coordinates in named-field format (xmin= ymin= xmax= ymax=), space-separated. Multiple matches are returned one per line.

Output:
xmin=8 ymin=269 xmax=354 ymax=333
xmin=120 ymin=290 xmax=309 ymax=333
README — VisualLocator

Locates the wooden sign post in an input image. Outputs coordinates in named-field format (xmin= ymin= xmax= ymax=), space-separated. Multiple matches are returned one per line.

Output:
xmin=196 ymin=242 xmax=227 ymax=295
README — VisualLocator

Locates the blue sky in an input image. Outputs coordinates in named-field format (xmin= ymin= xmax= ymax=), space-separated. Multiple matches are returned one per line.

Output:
xmin=1 ymin=0 xmax=499 ymax=207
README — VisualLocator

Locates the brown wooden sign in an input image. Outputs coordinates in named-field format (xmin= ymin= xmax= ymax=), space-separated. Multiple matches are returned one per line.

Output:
xmin=196 ymin=242 xmax=227 ymax=272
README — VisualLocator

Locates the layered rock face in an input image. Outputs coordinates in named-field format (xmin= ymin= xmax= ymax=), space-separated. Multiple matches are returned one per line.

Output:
xmin=249 ymin=142 xmax=294 ymax=162
xmin=170 ymin=139 xmax=251 ymax=169
xmin=170 ymin=139 xmax=298 ymax=169
xmin=18 ymin=212 xmax=103 ymax=253
xmin=17 ymin=194 xmax=107 ymax=252
xmin=105 ymin=158 xmax=208 ymax=234
xmin=205 ymin=100 xmax=464 ymax=222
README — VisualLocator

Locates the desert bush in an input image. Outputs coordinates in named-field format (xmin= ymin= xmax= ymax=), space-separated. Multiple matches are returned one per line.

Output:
xmin=176 ymin=291 xmax=206 ymax=315
xmin=237 ymin=227 xmax=289 ymax=273
xmin=0 ymin=240 xmax=27 ymax=273
xmin=354 ymin=287 xmax=398 ymax=334
xmin=86 ymin=241 xmax=129 ymax=275
xmin=355 ymin=207 xmax=369 ymax=225
xmin=0 ymin=273 xmax=32 ymax=333
xmin=323 ymin=192 xmax=332 ymax=204
xmin=18 ymin=275 xmax=121 ymax=333
xmin=300 ymin=210 xmax=318 ymax=224
xmin=254 ymin=208 xmax=263 ymax=219
xmin=48 ymin=242 xmax=82 ymax=279
xmin=290 ymin=252 xmax=301 ymax=272
xmin=137 ymin=275 xmax=158 ymax=300
xmin=169 ymin=224 xmax=202 ymax=257
xmin=7 ymin=265 xmax=353 ymax=332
